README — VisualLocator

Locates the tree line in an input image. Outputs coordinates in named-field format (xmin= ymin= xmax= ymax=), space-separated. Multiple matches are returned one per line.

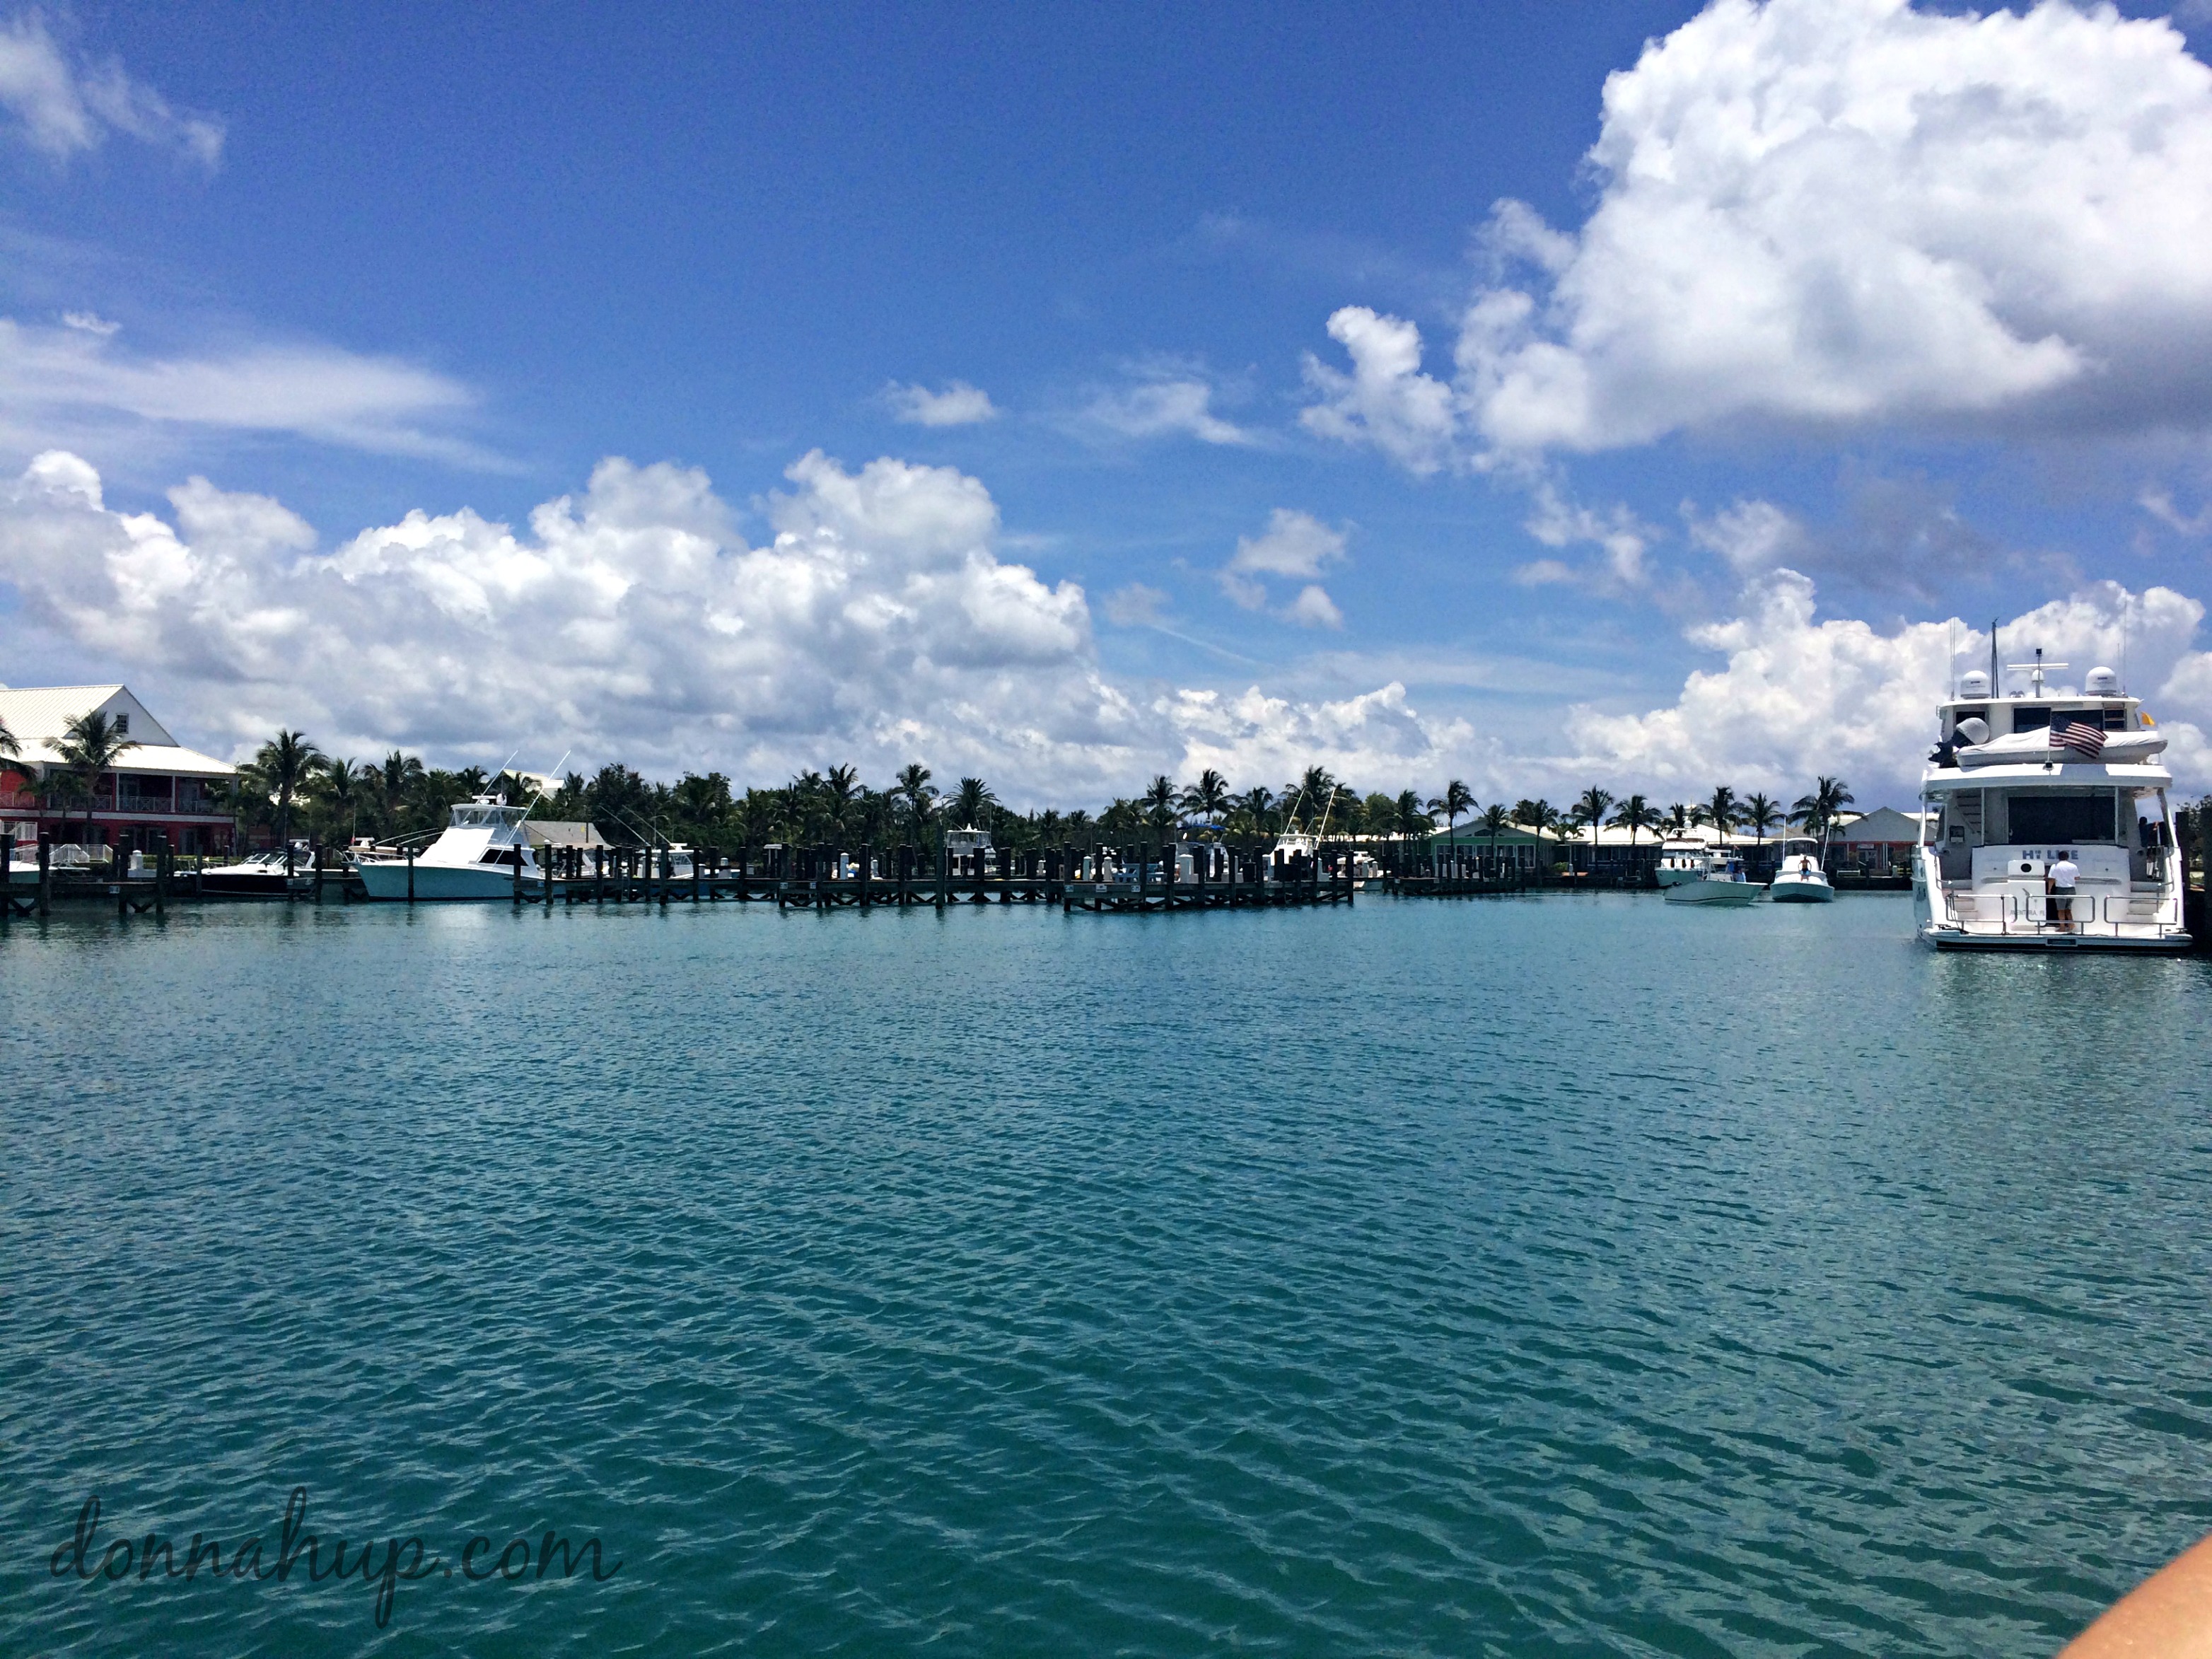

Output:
xmin=192 ymin=733 xmax=1874 ymax=863
xmin=19 ymin=710 xmax=2211 ymax=868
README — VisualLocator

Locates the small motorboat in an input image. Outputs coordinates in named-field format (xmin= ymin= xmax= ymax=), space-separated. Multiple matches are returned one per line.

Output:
xmin=1767 ymin=839 xmax=1836 ymax=903
xmin=1664 ymin=854 xmax=1762 ymax=906
xmin=198 ymin=845 xmax=315 ymax=897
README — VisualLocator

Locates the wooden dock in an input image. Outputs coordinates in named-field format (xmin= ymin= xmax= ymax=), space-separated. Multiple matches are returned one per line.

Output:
xmin=513 ymin=844 xmax=1357 ymax=914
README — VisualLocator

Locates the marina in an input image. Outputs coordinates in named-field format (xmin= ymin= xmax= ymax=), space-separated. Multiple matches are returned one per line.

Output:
xmin=8 ymin=889 xmax=2211 ymax=1658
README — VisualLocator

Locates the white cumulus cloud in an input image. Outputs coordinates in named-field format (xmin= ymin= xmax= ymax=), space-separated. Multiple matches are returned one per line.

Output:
xmin=0 ymin=12 xmax=222 ymax=167
xmin=1556 ymin=572 xmax=2212 ymax=802
xmin=1307 ymin=0 xmax=2212 ymax=465
xmin=882 ymin=380 xmax=999 ymax=427
xmin=1218 ymin=508 xmax=1349 ymax=627
xmin=0 ymin=449 xmax=1484 ymax=801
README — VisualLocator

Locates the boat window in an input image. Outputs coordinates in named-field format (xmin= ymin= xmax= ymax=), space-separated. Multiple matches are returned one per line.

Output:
xmin=2010 ymin=706 xmax=2053 ymax=731
xmin=2002 ymin=789 xmax=2117 ymax=845
xmin=1947 ymin=704 xmax=1987 ymax=736
xmin=2100 ymin=704 xmax=2128 ymax=730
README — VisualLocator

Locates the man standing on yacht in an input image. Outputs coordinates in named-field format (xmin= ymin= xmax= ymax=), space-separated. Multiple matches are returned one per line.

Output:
xmin=2048 ymin=851 xmax=2080 ymax=933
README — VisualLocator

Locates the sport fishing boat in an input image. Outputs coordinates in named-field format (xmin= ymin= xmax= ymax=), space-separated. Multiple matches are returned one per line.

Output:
xmin=1914 ymin=652 xmax=2188 ymax=950
xmin=355 ymin=797 xmax=542 ymax=900
xmin=1663 ymin=852 xmax=1761 ymax=906
xmin=1270 ymin=832 xmax=1376 ymax=888
xmin=1655 ymin=838 xmax=1720 ymax=887
xmin=1767 ymin=838 xmax=1836 ymax=903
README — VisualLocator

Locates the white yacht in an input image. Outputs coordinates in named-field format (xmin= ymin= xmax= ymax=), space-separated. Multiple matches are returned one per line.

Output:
xmin=1914 ymin=656 xmax=2189 ymax=950
xmin=1655 ymin=837 xmax=1720 ymax=887
xmin=944 ymin=825 xmax=993 ymax=877
xmin=1663 ymin=851 xmax=1762 ymax=906
xmin=1767 ymin=838 xmax=1836 ymax=904
xmin=355 ymin=797 xmax=542 ymax=900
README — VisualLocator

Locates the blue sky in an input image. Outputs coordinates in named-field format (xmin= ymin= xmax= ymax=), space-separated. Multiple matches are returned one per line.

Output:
xmin=5 ymin=1 xmax=2212 ymax=806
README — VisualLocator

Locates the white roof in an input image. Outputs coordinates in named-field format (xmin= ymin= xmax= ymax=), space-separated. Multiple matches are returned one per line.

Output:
xmin=0 ymin=683 xmax=235 ymax=779
xmin=1830 ymin=806 xmax=1929 ymax=843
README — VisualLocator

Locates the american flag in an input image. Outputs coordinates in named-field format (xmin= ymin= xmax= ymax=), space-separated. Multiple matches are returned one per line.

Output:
xmin=2051 ymin=718 xmax=2107 ymax=758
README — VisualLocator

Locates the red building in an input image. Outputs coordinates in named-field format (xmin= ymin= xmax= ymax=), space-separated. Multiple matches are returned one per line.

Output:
xmin=0 ymin=684 xmax=239 ymax=855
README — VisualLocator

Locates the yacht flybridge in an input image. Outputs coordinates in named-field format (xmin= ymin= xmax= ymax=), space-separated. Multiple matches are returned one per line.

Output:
xmin=1914 ymin=651 xmax=2189 ymax=950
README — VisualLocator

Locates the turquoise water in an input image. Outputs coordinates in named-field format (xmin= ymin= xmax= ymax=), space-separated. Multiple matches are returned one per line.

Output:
xmin=4 ymin=892 xmax=2211 ymax=1657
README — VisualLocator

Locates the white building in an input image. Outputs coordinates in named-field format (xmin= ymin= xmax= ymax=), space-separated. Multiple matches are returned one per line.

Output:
xmin=0 ymin=684 xmax=238 ymax=854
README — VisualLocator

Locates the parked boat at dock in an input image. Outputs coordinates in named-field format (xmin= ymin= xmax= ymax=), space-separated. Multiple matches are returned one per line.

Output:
xmin=197 ymin=846 xmax=315 ymax=897
xmin=1767 ymin=839 xmax=1836 ymax=904
xmin=1663 ymin=854 xmax=1761 ymax=906
xmin=1655 ymin=839 xmax=1718 ymax=888
xmin=355 ymin=797 xmax=542 ymax=900
xmin=1913 ymin=655 xmax=2189 ymax=950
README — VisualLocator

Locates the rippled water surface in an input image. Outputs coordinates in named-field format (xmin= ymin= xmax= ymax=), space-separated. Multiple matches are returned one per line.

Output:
xmin=4 ymin=892 xmax=2211 ymax=1657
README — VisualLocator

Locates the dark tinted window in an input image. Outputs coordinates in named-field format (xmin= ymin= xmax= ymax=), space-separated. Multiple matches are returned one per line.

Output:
xmin=2011 ymin=706 xmax=2051 ymax=731
xmin=2008 ymin=792 xmax=2114 ymax=844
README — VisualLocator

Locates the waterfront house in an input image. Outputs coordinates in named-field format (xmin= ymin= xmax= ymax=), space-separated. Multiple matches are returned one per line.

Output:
xmin=1824 ymin=808 xmax=1926 ymax=877
xmin=0 ymin=685 xmax=238 ymax=855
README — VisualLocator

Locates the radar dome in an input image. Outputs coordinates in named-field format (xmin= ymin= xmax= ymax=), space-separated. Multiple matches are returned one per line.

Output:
xmin=2084 ymin=665 xmax=2119 ymax=694
xmin=1959 ymin=669 xmax=1991 ymax=697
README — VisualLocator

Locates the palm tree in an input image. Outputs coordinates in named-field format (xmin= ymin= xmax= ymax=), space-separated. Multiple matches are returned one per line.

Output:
xmin=1234 ymin=785 xmax=1277 ymax=842
xmin=1142 ymin=774 xmax=1180 ymax=833
xmin=1288 ymin=765 xmax=1337 ymax=831
xmin=1513 ymin=798 xmax=1561 ymax=871
xmin=1790 ymin=776 xmax=1855 ymax=856
xmin=953 ymin=776 xmax=995 ymax=831
xmin=1703 ymin=784 xmax=1739 ymax=848
xmin=1608 ymin=793 xmax=1655 ymax=852
xmin=1427 ymin=779 xmax=1474 ymax=841
xmin=1180 ymin=768 xmax=1231 ymax=832
xmin=1570 ymin=786 xmax=1614 ymax=875
xmin=895 ymin=763 xmax=937 ymax=841
xmin=1393 ymin=787 xmax=1431 ymax=846
xmin=252 ymin=730 xmax=323 ymax=850
xmin=1477 ymin=801 xmax=1514 ymax=877
xmin=316 ymin=757 xmax=368 ymax=841
xmin=1664 ymin=802 xmax=1690 ymax=837
xmin=377 ymin=750 xmax=426 ymax=831
xmin=822 ymin=762 xmax=861 ymax=842
xmin=0 ymin=714 xmax=18 ymax=763
xmin=50 ymin=709 xmax=136 ymax=846
xmin=1741 ymin=791 xmax=1781 ymax=856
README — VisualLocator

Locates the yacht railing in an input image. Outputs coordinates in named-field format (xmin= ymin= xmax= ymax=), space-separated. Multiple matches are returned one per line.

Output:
xmin=1938 ymin=885 xmax=2176 ymax=938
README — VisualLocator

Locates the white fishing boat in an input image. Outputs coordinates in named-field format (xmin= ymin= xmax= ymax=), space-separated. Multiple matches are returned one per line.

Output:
xmin=1914 ymin=651 xmax=2189 ymax=950
xmin=355 ymin=797 xmax=542 ymax=900
xmin=1663 ymin=852 xmax=1762 ymax=906
xmin=1655 ymin=838 xmax=1720 ymax=887
xmin=1767 ymin=838 xmax=1836 ymax=904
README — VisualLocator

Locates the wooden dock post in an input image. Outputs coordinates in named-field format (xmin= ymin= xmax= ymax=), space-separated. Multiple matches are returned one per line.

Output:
xmin=936 ymin=839 xmax=948 ymax=913
xmin=405 ymin=844 xmax=416 ymax=904
xmin=155 ymin=834 xmax=168 ymax=919
xmin=37 ymin=834 xmax=50 ymax=918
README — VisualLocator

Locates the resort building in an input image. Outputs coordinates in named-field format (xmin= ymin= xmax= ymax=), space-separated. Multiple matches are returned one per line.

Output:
xmin=0 ymin=684 xmax=238 ymax=854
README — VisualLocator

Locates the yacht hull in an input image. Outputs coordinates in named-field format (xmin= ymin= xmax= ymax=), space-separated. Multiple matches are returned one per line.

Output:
xmin=1768 ymin=874 xmax=1835 ymax=903
xmin=1664 ymin=879 xmax=1760 ymax=906
xmin=1918 ymin=923 xmax=2190 ymax=953
xmin=356 ymin=861 xmax=536 ymax=901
